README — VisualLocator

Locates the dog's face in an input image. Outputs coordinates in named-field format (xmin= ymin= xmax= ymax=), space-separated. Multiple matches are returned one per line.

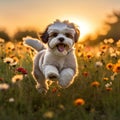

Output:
xmin=40 ymin=20 xmax=80 ymax=56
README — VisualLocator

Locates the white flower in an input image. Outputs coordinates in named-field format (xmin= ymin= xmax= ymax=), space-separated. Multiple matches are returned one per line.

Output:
xmin=12 ymin=74 xmax=23 ymax=83
xmin=105 ymin=82 xmax=112 ymax=88
xmin=0 ymin=83 xmax=10 ymax=90
xmin=116 ymin=40 xmax=120 ymax=47
xmin=95 ymin=61 xmax=103 ymax=67
xmin=3 ymin=57 xmax=13 ymax=64
xmin=9 ymin=97 xmax=15 ymax=102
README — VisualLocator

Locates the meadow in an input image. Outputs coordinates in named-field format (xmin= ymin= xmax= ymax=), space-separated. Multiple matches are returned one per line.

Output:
xmin=0 ymin=38 xmax=120 ymax=120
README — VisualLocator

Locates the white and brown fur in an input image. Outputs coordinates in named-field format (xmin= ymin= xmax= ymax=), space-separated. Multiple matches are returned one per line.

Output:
xmin=23 ymin=20 xmax=80 ymax=94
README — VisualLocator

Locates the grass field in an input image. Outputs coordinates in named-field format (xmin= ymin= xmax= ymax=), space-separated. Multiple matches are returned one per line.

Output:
xmin=0 ymin=38 xmax=120 ymax=120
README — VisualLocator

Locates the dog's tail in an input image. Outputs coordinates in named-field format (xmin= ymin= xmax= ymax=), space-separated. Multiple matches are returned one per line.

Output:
xmin=23 ymin=37 xmax=45 ymax=52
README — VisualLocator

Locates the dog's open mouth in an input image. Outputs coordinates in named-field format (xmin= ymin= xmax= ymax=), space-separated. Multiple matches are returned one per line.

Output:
xmin=56 ymin=43 xmax=68 ymax=52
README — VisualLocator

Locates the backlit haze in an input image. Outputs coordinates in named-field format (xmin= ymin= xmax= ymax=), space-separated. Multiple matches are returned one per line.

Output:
xmin=0 ymin=0 xmax=120 ymax=41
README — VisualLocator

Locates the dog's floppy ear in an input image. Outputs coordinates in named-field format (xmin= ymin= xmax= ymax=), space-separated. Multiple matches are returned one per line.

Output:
xmin=74 ymin=27 xmax=80 ymax=43
xmin=40 ymin=27 xmax=49 ymax=43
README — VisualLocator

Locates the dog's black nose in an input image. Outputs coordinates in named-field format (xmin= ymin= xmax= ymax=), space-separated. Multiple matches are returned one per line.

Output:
xmin=58 ymin=37 xmax=64 ymax=42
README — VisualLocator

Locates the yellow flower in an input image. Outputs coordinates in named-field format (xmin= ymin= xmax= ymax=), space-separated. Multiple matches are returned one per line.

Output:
xmin=91 ymin=81 xmax=100 ymax=87
xmin=5 ymin=42 xmax=15 ymax=50
xmin=74 ymin=98 xmax=85 ymax=106
xmin=12 ymin=74 xmax=23 ymax=83
xmin=43 ymin=111 xmax=54 ymax=119
xmin=116 ymin=40 xmax=120 ymax=47
xmin=113 ymin=63 xmax=120 ymax=73
xmin=100 ymin=45 xmax=108 ymax=51
xmin=0 ymin=38 xmax=5 ymax=43
xmin=86 ymin=52 xmax=93 ymax=59
xmin=103 ymin=77 xmax=109 ymax=81
xmin=106 ymin=63 xmax=114 ymax=71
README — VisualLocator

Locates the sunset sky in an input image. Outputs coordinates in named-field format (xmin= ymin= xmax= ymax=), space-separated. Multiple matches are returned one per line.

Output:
xmin=0 ymin=0 xmax=120 ymax=39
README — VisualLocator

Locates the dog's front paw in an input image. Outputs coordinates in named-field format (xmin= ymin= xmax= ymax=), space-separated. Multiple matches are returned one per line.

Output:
xmin=58 ymin=80 xmax=70 ymax=88
xmin=47 ymin=72 xmax=59 ymax=81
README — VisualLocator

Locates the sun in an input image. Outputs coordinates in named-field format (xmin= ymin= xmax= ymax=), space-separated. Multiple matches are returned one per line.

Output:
xmin=60 ymin=17 xmax=91 ymax=41
xmin=69 ymin=18 xmax=91 ymax=39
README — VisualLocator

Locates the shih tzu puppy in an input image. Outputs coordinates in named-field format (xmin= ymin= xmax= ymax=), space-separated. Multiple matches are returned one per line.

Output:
xmin=23 ymin=20 xmax=80 ymax=94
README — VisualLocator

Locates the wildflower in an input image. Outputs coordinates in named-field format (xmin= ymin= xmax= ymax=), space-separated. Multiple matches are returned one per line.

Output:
xmin=113 ymin=63 xmax=120 ymax=73
xmin=58 ymin=104 xmax=65 ymax=110
xmin=74 ymin=98 xmax=85 ymax=106
xmin=105 ymin=82 xmax=112 ymax=88
xmin=0 ymin=38 xmax=5 ymax=43
xmin=116 ymin=40 xmax=120 ymax=47
xmin=91 ymin=81 xmax=100 ymax=87
xmin=12 ymin=74 xmax=23 ymax=83
xmin=104 ymin=38 xmax=114 ymax=44
xmin=110 ymin=53 xmax=117 ymax=58
xmin=10 ymin=61 xmax=18 ymax=67
xmin=0 ymin=78 xmax=4 ymax=81
xmin=106 ymin=87 xmax=112 ymax=91
xmin=86 ymin=52 xmax=93 ymax=59
xmin=5 ymin=42 xmax=15 ymax=50
xmin=12 ymin=56 xmax=19 ymax=63
xmin=82 ymin=71 xmax=89 ymax=77
xmin=52 ymin=87 xmax=57 ymax=93
xmin=106 ymin=63 xmax=114 ymax=71
xmin=110 ymin=75 xmax=115 ymax=80
xmin=118 ymin=59 xmax=120 ymax=63
xmin=43 ymin=111 xmax=54 ymax=119
xmin=16 ymin=67 xmax=28 ymax=75
xmin=95 ymin=61 xmax=103 ymax=67
xmin=108 ymin=38 xmax=114 ymax=44
xmin=103 ymin=77 xmax=109 ymax=81
xmin=8 ymin=97 xmax=15 ymax=102
xmin=0 ymin=83 xmax=9 ymax=90
xmin=3 ymin=57 xmax=13 ymax=64
xmin=100 ymin=45 xmax=108 ymax=52
xmin=104 ymin=39 xmax=108 ymax=44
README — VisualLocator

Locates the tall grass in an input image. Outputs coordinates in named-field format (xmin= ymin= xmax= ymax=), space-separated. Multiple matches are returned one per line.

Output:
xmin=0 ymin=38 xmax=120 ymax=120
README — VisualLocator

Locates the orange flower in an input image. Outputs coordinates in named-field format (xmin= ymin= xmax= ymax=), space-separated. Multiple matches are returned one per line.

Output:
xmin=113 ymin=63 xmax=120 ymax=73
xmin=74 ymin=98 xmax=85 ymax=106
xmin=103 ymin=77 xmax=109 ymax=81
xmin=106 ymin=87 xmax=112 ymax=91
xmin=91 ymin=81 xmax=100 ymax=87
xmin=100 ymin=45 xmax=108 ymax=51
xmin=86 ymin=52 xmax=93 ymax=59
xmin=106 ymin=63 xmax=114 ymax=70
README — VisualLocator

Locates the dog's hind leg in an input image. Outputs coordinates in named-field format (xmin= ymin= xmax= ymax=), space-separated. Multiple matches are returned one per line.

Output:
xmin=32 ymin=69 xmax=48 ymax=94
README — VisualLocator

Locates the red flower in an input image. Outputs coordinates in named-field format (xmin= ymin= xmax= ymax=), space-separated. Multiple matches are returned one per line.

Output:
xmin=16 ymin=67 xmax=28 ymax=74
xmin=82 ymin=72 xmax=89 ymax=77
xmin=52 ymin=87 xmax=57 ymax=93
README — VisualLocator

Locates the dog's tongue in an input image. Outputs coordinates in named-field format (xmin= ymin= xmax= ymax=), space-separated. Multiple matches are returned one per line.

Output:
xmin=57 ymin=44 xmax=65 ymax=52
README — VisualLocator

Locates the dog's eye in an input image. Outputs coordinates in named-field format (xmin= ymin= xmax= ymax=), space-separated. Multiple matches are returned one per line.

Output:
xmin=65 ymin=33 xmax=73 ymax=39
xmin=52 ymin=32 xmax=58 ymax=37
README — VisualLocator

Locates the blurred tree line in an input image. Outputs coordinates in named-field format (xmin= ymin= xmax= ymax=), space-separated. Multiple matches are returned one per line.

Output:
xmin=0 ymin=10 xmax=120 ymax=44
xmin=0 ymin=29 xmax=39 ymax=42
xmin=83 ymin=10 xmax=120 ymax=45
xmin=0 ymin=30 xmax=10 ymax=41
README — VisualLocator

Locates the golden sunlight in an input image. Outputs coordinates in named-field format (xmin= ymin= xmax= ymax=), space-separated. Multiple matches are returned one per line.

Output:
xmin=60 ymin=16 xmax=92 ymax=41
xmin=69 ymin=18 xmax=91 ymax=39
